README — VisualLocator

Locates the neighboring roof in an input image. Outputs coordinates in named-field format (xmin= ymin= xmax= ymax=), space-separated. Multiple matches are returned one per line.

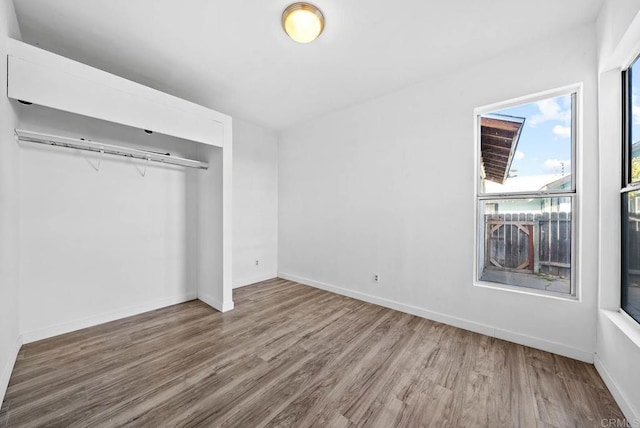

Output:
xmin=540 ymin=174 xmax=571 ymax=191
xmin=480 ymin=114 xmax=525 ymax=184
xmin=484 ymin=174 xmax=568 ymax=194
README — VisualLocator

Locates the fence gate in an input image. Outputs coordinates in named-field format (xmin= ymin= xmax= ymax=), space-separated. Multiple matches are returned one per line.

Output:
xmin=485 ymin=213 xmax=534 ymax=272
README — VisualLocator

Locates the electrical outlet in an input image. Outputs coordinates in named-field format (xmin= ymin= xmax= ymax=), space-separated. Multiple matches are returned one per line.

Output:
xmin=373 ymin=273 xmax=379 ymax=283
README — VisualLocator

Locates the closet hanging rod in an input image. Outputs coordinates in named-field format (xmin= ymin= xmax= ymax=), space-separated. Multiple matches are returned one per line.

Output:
xmin=15 ymin=129 xmax=209 ymax=170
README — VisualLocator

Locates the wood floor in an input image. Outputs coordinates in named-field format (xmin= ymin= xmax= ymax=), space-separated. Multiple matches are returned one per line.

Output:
xmin=0 ymin=278 xmax=624 ymax=427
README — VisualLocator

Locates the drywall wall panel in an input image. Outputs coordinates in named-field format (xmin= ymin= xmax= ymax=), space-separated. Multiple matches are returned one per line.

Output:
xmin=597 ymin=0 xmax=640 ymax=70
xmin=196 ymin=144 xmax=226 ymax=309
xmin=595 ymin=312 xmax=640 ymax=422
xmin=196 ymin=115 xmax=232 ymax=312
xmin=232 ymin=119 xmax=278 ymax=288
xmin=7 ymin=39 xmax=226 ymax=147
xmin=0 ymin=0 xmax=22 ymax=406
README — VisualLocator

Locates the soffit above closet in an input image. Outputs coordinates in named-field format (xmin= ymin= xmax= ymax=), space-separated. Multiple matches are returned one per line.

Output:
xmin=7 ymin=39 xmax=229 ymax=148
xmin=13 ymin=0 xmax=603 ymax=131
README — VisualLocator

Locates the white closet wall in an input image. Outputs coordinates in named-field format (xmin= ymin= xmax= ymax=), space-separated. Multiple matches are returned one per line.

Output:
xmin=18 ymin=107 xmax=202 ymax=341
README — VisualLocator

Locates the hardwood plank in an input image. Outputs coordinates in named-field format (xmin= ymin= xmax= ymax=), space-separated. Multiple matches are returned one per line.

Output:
xmin=0 ymin=279 xmax=625 ymax=427
xmin=0 ymin=397 xmax=9 ymax=428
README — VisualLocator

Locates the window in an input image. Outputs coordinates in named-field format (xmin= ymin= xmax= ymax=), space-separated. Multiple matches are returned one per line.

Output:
xmin=622 ymin=58 xmax=640 ymax=323
xmin=475 ymin=88 xmax=578 ymax=296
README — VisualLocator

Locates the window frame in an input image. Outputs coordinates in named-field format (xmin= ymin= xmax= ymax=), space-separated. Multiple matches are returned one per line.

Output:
xmin=621 ymin=56 xmax=640 ymax=323
xmin=473 ymin=84 xmax=581 ymax=299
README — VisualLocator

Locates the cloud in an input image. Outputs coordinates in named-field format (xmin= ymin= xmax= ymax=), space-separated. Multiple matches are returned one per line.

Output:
xmin=552 ymin=125 xmax=571 ymax=138
xmin=543 ymin=159 xmax=571 ymax=171
xmin=529 ymin=97 xmax=571 ymax=126
xmin=514 ymin=150 xmax=525 ymax=160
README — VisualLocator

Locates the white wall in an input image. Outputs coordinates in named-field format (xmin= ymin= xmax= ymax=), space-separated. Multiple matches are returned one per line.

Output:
xmin=595 ymin=0 xmax=640 ymax=422
xmin=597 ymin=0 xmax=640 ymax=69
xmin=232 ymin=119 xmax=278 ymax=288
xmin=279 ymin=24 xmax=599 ymax=362
xmin=196 ymin=142 xmax=228 ymax=310
xmin=0 ymin=0 xmax=21 ymax=406
xmin=17 ymin=106 xmax=202 ymax=342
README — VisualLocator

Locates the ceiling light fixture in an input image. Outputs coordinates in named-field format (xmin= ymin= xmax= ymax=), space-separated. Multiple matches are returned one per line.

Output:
xmin=282 ymin=3 xmax=324 ymax=44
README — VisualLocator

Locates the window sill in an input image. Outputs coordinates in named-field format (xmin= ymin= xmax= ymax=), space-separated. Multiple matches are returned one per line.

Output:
xmin=601 ymin=309 xmax=640 ymax=348
xmin=474 ymin=279 xmax=579 ymax=302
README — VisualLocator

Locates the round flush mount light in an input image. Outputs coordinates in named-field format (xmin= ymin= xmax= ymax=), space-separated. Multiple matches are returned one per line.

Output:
xmin=282 ymin=3 xmax=324 ymax=44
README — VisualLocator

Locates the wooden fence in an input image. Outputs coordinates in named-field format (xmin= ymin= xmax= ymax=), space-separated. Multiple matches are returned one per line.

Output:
xmin=485 ymin=212 xmax=571 ymax=278
xmin=627 ymin=214 xmax=640 ymax=272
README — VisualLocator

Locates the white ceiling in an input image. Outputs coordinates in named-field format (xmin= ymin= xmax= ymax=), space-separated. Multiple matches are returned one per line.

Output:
xmin=13 ymin=0 xmax=604 ymax=131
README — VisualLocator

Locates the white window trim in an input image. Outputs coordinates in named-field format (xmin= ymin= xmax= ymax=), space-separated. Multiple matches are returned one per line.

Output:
xmin=621 ymin=58 xmax=640 ymax=324
xmin=472 ymin=83 xmax=583 ymax=301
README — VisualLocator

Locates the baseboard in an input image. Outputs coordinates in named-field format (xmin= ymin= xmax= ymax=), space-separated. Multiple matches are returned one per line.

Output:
xmin=198 ymin=292 xmax=234 ymax=312
xmin=594 ymin=353 xmax=640 ymax=424
xmin=0 ymin=334 xmax=22 ymax=405
xmin=278 ymin=272 xmax=593 ymax=363
xmin=233 ymin=273 xmax=278 ymax=289
xmin=21 ymin=292 xmax=197 ymax=344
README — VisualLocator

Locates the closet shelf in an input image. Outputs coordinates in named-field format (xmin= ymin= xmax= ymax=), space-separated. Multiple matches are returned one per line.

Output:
xmin=15 ymin=129 xmax=208 ymax=170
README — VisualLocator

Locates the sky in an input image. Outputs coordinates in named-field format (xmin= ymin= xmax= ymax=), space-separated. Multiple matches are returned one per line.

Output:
xmin=632 ymin=59 xmax=640 ymax=146
xmin=489 ymin=94 xmax=573 ymax=184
